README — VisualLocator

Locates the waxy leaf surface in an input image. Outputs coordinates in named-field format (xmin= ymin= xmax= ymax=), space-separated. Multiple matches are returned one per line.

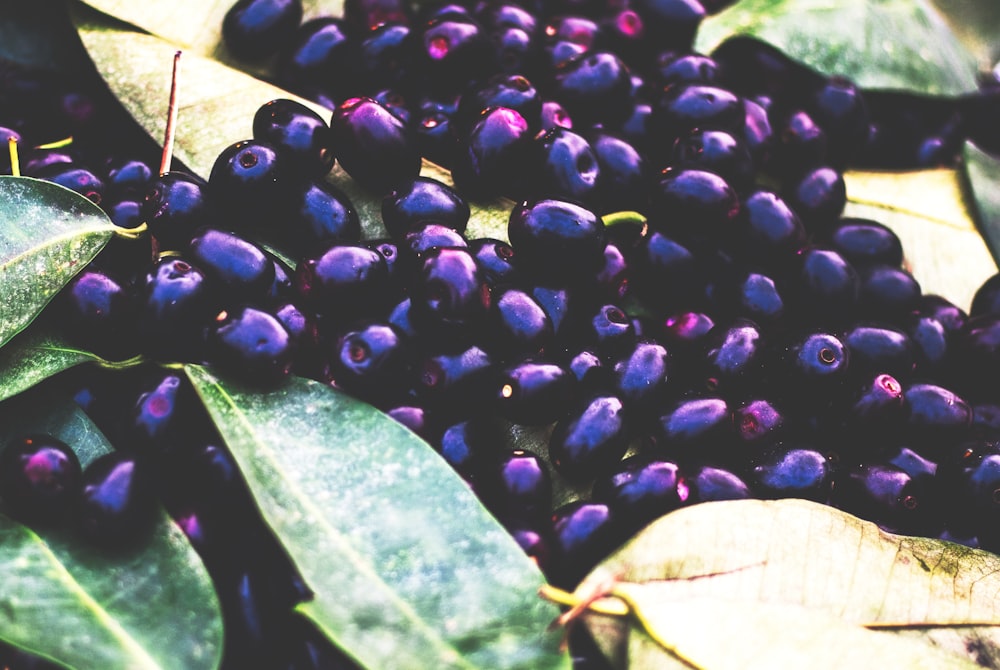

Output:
xmin=697 ymin=0 xmax=978 ymax=95
xmin=184 ymin=365 xmax=569 ymax=670
xmin=576 ymin=499 xmax=1000 ymax=668
xmin=965 ymin=143 xmax=1000 ymax=265
xmin=0 ymin=177 xmax=114 ymax=350
xmin=0 ymin=325 xmax=103 ymax=403
xmin=72 ymin=6 xmax=512 ymax=245
xmin=0 ymin=391 xmax=223 ymax=670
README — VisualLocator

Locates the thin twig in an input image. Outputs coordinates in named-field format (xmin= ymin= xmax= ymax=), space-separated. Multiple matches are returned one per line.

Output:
xmin=159 ymin=50 xmax=182 ymax=176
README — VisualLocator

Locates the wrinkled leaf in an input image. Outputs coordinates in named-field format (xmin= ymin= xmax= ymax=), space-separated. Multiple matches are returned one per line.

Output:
xmin=0 ymin=176 xmax=115 ymax=349
xmin=0 ymin=390 xmax=223 ymax=670
xmin=71 ymin=5 xmax=512 ymax=245
xmin=614 ymin=591 xmax=979 ymax=670
xmin=184 ymin=364 xmax=569 ymax=670
xmin=844 ymin=168 xmax=997 ymax=310
xmin=575 ymin=499 xmax=1000 ymax=667
xmin=0 ymin=325 xmax=103 ymax=403
xmin=965 ymin=142 xmax=1000 ymax=266
xmin=697 ymin=0 xmax=978 ymax=95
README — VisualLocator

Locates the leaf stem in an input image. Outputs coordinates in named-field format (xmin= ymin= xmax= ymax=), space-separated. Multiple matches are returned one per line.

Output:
xmin=95 ymin=354 xmax=147 ymax=371
xmin=538 ymin=584 xmax=629 ymax=618
xmin=35 ymin=136 xmax=74 ymax=150
xmin=8 ymin=137 xmax=19 ymax=178
xmin=113 ymin=222 xmax=149 ymax=240
xmin=601 ymin=210 xmax=647 ymax=229
xmin=159 ymin=50 xmax=182 ymax=176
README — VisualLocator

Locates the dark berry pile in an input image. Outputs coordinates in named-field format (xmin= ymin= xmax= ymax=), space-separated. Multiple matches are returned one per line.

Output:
xmin=3 ymin=0 xmax=1000 ymax=668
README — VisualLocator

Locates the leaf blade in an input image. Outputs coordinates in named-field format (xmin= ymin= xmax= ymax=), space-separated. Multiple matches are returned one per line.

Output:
xmin=696 ymin=0 xmax=978 ymax=95
xmin=184 ymin=365 xmax=569 ymax=670
xmin=0 ymin=325 xmax=103 ymax=403
xmin=0 ymin=177 xmax=115 ymax=349
xmin=0 ymin=392 xmax=223 ymax=670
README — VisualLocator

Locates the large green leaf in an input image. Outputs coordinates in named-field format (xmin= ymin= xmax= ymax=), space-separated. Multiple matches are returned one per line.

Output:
xmin=0 ymin=176 xmax=115 ymax=349
xmin=696 ymin=0 xmax=978 ymax=95
xmin=843 ymin=168 xmax=997 ymax=310
xmin=0 ymin=325 xmax=104 ymax=403
xmin=71 ymin=4 xmax=512 ymax=245
xmin=931 ymin=0 xmax=1000 ymax=66
xmin=0 ymin=390 xmax=223 ymax=670
xmin=568 ymin=499 xmax=1000 ymax=668
xmin=184 ymin=364 xmax=569 ymax=670
xmin=965 ymin=143 xmax=1000 ymax=267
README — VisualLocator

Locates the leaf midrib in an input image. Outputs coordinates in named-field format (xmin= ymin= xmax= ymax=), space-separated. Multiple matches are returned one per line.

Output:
xmin=186 ymin=366 xmax=481 ymax=670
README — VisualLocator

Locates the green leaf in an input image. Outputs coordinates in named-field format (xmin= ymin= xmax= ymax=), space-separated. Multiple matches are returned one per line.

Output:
xmin=0 ymin=390 xmax=223 ymax=670
xmin=0 ymin=0 xmax=89 ymax=72
xmin=0 ymin=176 xmax=115 ymax=349
xmin=71 ymin=5 xmax=512 ymax=245
xmin=697 ymin=0 xmax=978 ymax=95
xmin=573 ymin=499 xmax=1000 ymax=667
xmin=0 ymin=325 xmax=103 ymax=403
xmin=964 ymin=142 xmax=1000 ymax=266
xmin=931 ymin=0 xmax=1000 ymax=66
xmin=184 ymin=365 xmax=569 ymax=670
xmin=843 ymin=168 xmax=997 ymax=310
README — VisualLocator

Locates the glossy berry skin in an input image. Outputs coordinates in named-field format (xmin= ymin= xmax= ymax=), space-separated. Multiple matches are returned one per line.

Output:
xmin=38 ymin=165 xmax=104 ymax=205
xmin=656 ymin=396 xmax=733 ymax=462
xmin=409 ymin=247 xmax=488 ymax=341
xmin=550 ymin=501 xmax=619 ymax=589
xmin=751 ymin=445 xmax=832 ymax=502
xmin=223 ymin=0 xmax=303 ymax=61
xmin=382 ymin=176 xmax=469 ymax=239
xmin=612 ymin=339 xmax=672 ymax=416
xmin=294 ymin=243 xmax=390 ymax=320
xmin=277 ymin=18 xmax=357 ymax=103
xmin=589 ymin=131 xmax=646 ymax=214
xmin=551 ymin=51 xmax=633 ymax=128
xmin=834 ymin=373 xmax=908 ymax=446
xmin=487 ymin=449 xmax=552 ymax=524
xmin=456 ymin=73 xmax=542 ymax=133
xmin=671 ymin=128 xmax=754 ymax=194
xmin=416 ymin=345 xmax=496 ymax=420
xmin=569 ymin=303 xmax=636 ymax=360
xmin=0 ymin=434 xmax=82 ymax=525
xmin=140 ymin=257 xmax=217 ymax=361
xmin=649 ymin=168 xmax=739 ymax=246
xmin=131 ymin=373 xmax=189 ymax=450
xmin=78 ymin=452 xmax=157 ymax=548
xmin=417 ymin=16 xmax=495 ymax=95
xmin=808 ymin=76 xmax=870 ymax=167
xmin=209 ymin=139 xmax=289 ymax=224
xmin=774 ymin=331 xmax=850 ymax=407
xmin=592 ymin=457 xmax=688 ymax=535
xmin=330 ymin=97 xmax=421 ymax=194
xmin=785 ymin=165 xmax=846 ymax=230
xmin=469 ymin=238 xmax=520 ymax=287
xmin=824 ymin=218 xmax=903 ymax=270
xmin=495 ymin=359 xmax=576 ymax=426
xmin=487 ymin=286 xmax=553 ymax=357
xmin=788 ymin=247 xmax=859 ymax=327
xmin=856 ymin=264 xmax=922 ymax=324
xmin=903 ymin=383 xmax=973 ymax=460
xmin=842 ymin=325 xmax=915 ymax=383
xmin=60 ymin=269 xmax=137 ymax=358
xmin=653 ymin=84 xmax=744 ymax=144
xmin=103 ymin=157 xmax=153 ymax=199
xmin=549 ymin=394 xmax=630 ymax=481
xmin=684 ymin=464 xmax=751 ymax=503
xmin=632 ymin=0 xmax=705 ymax=51
xmin=631 ymin=232 xmax=701 ymax=311
xmin=452 ymin=106 xmax=532 ymax=200
xmin=831 ymin=463 xmax=938 ymax=535
xmin=357 ymin=23 xmax=414 ymax=94
xmin=142 ymin=172 xmax=215 ymax=251
xmin=188 ymin=228 xmax=275 ymax=303
xmin=436 ymin=416 xmax=493 ymax=484
xmin=328 ymin=321 xmax=409 ymax=405
xmin=769 ymin=109 xmax=827 ymax=177
xmin=507 ymin=199 xmax=606 ymax=286
xmin=284 ymin=179 xmax=361 ymax=255
xmin=733 ymin=398 xmax=788 ymax=447
xmin=208 ymin=306 xmax=294 ymax=386
xmin=953 ymin=314 xmax=1000 ymax=400
xmin=252 ymin=98 xmax=333 ymax=178
xmin=703 ymin=319 xmax=765 ymax=398
xmin=529 ymin=127 xmax=600 ymax=205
